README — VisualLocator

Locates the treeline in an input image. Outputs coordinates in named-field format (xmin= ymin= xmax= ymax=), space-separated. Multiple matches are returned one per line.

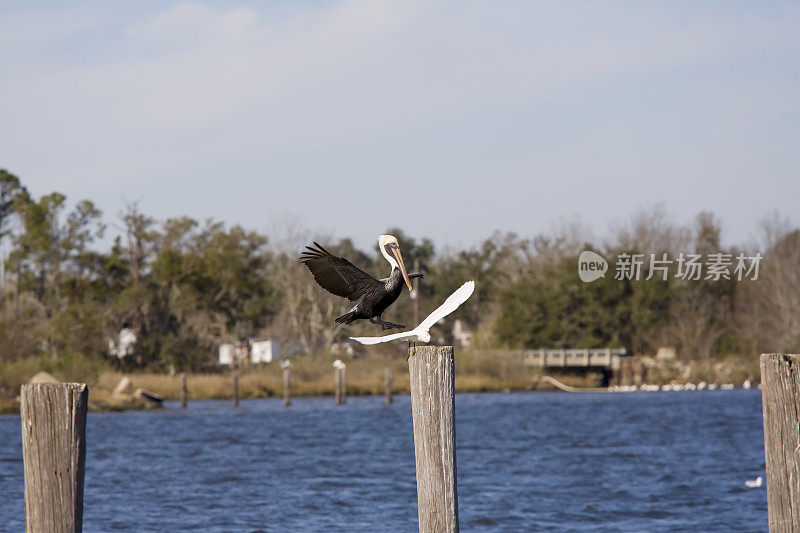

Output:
xmin=0 ymin=169 xmax=798 ymax=372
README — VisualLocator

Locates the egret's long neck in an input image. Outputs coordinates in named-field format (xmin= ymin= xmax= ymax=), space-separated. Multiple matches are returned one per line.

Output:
xmin=380 ymin=245 xmax=397 ymax=271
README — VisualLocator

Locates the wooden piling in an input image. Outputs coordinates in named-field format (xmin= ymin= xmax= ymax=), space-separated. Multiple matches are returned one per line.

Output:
xmin=283 ymin=367 xmax=291 ymax=406
xmin=180 ymin=372 xmax=187 ymax=408
xmin=385 ymin=367 xmax=393 ymax=405
xmin=760 ymin=353 xmax=800 ymax=530
xmin=334 ymin=365 xmax=346 ymax=405
xmin=334 ymin=367 xmax=340 ymax=405
xmin=20 ymin=382 xmax=88 ymax=533
xmin=340 ymin=366 xmax=346 ymax=405
xmin=232 ymin=369 xmax=239 ymax=407
xmin=408 ymin=345 xmax=459 ymax=532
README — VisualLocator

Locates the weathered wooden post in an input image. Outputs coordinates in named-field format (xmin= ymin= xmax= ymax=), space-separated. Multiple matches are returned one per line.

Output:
xmin=333 ymin=360 xmax=346 ymax=405
xmin=408 ymin=345 xmax=459 ymax=532
xmin=760 ymin=353 xmax=800 ymax=530
xmin=281 ymin=360 xmax=291 ymax=407
xmin=180 ymin=372 xmax=187 ymax=409
xmin=340 ymin=365 xmax=346 ymax=405
xmin=232 ymin=368 xmax=239 ymax=407
xmin=334 ymin=367 xmax=340 ymax=405
xmin=611 ymin=353 xmax=621 ymax=387
xmin=334 ymin=362 xmax=340 ymax=405
xmin=385 ymin=367 xmax=393 ymax=405
xmin=20 ymin=382 xmax=88 ymax=533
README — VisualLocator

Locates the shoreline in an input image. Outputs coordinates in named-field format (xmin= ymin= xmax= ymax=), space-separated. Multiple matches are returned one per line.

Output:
xmin=0 ymin=384 xmax=761 ymax=416
xmin=0 ymin=350 xmax=761 ymax=415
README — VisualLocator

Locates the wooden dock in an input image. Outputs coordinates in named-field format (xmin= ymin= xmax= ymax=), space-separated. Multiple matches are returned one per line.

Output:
xmin=525 ymin=348 xmax=635 ymax=386
xmin=523 ymin=348 xmax=628 ymax=369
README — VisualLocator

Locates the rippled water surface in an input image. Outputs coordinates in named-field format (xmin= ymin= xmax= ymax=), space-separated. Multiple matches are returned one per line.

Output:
xmin=0 ymin=390 xmax=766 ymax=531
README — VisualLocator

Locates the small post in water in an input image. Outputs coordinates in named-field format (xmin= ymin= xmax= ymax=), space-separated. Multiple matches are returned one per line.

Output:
xmin=340 ymin=364 xmax=346 ymax=405
xmin=20 ymin=382 xmax=88 ymax=533
xmin=333 ymin=359 xmax=346 ymax=405
xmin=760 ymin=353 xmax=800 ymax=530
xmin=408 ymin=345 xmax=459 ymax=532
xmin=181 ymin=372 xmax=187 ymax=409
xmin=232 ymin=368 xmax=239 ymax=407
xmin=281 ymin=359 xmax=292 ymax=407
xmin=385 ymin=367 xmax=393 ymax=404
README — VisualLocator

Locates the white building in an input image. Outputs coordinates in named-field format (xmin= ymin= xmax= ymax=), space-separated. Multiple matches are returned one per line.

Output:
xmin=219 ymin=344 xmax=235 ymax=365
xmin=108 ymin=328 xmax=137 ymax=358
xmin=452 ymin=320 xmax=472 ymax=346
xmin=251 ymin=339 xmax=279 ymax=364
xmin=219 ymin=338 xmax=280 ymax=365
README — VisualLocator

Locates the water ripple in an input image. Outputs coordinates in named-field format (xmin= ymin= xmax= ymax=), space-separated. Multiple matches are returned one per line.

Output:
xmin=0 ymin=390 xmax=766 ymax=531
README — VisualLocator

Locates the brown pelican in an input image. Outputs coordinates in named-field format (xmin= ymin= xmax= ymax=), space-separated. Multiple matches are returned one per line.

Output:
xmin=300 ymin=234 xmax=422 ymax=330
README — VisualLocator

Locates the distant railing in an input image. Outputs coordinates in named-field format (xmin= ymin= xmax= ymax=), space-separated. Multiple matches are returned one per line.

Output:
xmin=523 ymin=348 xmax=628 ymax=368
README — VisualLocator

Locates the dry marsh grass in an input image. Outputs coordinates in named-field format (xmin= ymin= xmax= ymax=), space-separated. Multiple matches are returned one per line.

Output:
xmin=101 ymin=349 xmax=543 ymax=401
xmin=0 ymin=349 xmax=760 ymax=414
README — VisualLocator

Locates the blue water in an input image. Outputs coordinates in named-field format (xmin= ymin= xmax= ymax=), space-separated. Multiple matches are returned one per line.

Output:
xmin=0 ymin=391 xmax=766 ymax=531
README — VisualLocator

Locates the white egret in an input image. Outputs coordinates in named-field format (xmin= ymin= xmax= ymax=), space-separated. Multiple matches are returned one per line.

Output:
xmin=350 ymin=281 xmax=475 ymax=345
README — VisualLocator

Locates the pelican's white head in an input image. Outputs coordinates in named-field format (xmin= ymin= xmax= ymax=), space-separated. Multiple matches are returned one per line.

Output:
xmin=378 ymin=234 xmax=412 ymax=291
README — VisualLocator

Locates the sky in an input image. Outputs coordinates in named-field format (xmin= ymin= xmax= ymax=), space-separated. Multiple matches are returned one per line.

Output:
xmin=1 ymin=1 xmax=799 ymax=252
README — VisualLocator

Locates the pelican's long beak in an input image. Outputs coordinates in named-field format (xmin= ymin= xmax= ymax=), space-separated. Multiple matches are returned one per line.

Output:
xmin=392 ymin=247 xmax=413 ymax=291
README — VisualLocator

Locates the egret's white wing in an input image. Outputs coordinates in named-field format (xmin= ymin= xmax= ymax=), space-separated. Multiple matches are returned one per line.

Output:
xmin=417 ymin=280 xmax=475 ymax=332
xmin=350 ymin=281 xmax=475 ymax=346
xmin=350 ymin=330 xmax=418 ymax=345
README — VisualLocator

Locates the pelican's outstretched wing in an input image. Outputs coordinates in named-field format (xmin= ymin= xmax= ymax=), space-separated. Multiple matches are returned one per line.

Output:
xmin=349 ymin=281 xmax=475 ymax=345
xmin=417 ymin=281 xmax=475 ymax=332
xmin=300 ymin=242 xmax=381 ymax=301
xmin=350 ymin=330 xmax=418 ymax=345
